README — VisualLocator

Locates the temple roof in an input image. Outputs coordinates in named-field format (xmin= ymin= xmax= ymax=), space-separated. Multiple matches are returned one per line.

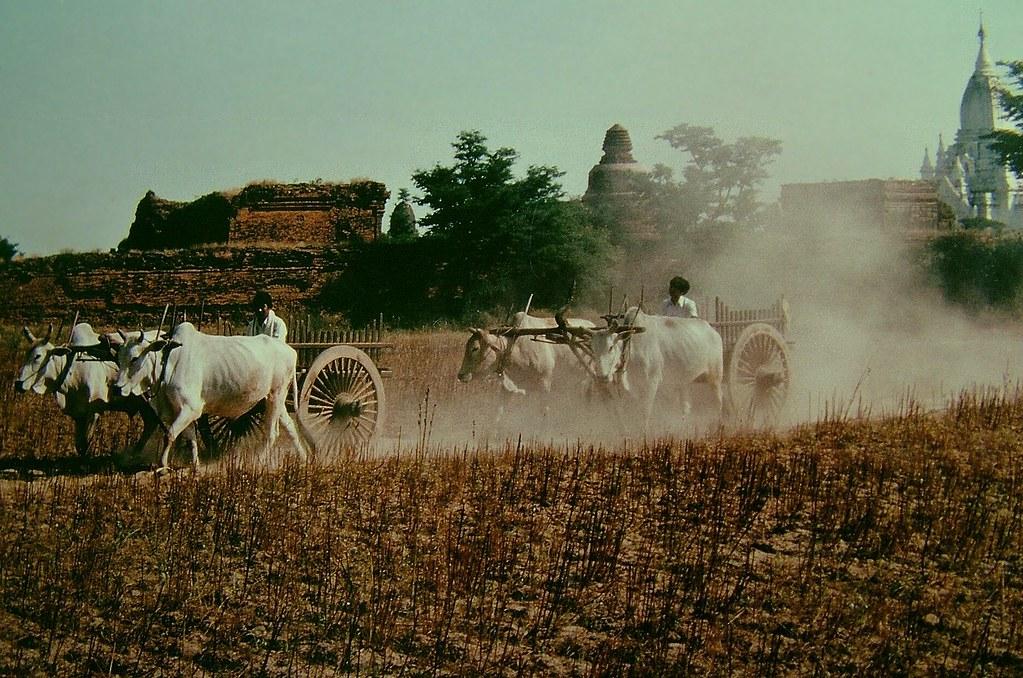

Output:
xmin=960 ymin=18 xmax=998 ymax=133
xmin=598 ymin=123 xmax=637 ymax=165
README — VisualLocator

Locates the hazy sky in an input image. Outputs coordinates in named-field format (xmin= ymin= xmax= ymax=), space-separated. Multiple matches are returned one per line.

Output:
xmin=1 ymin=1 xmax=1021 ymax=256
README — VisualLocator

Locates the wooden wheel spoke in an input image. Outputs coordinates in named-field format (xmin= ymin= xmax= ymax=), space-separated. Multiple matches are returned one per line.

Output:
xmin=359 ymin=409 xmax=380 ymax=423
xmin=347 ymin=379 xmax=376 ymax=402
xmin=338 ymin=365 xmax=366 ymax=394
xmin=307 ymin=394 xmax=335 ymax=410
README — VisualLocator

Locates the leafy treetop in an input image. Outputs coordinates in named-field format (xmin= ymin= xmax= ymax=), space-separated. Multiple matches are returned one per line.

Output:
xmin=411 ymin=130 xmax=611 ymax=315
xmin=0 ymin=237 xmax=19 ymax=263
xmin=644 ymin=124 xmax=782 ymax=237
xmin=989 ymin=60 xmax=1023 ymax=179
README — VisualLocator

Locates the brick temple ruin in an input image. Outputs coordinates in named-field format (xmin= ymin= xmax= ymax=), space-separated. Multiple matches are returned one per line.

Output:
xmin=0 ymin=179 xmax=388 ymax=323
xmin=120 ymin=180 xmax=388 ymax=250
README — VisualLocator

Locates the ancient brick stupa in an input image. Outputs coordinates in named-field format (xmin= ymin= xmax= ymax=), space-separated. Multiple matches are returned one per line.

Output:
xmin=584 ymin=123 xmax=648 ymax=199
xmin=583 ymin=123 xmax=656 ymax=242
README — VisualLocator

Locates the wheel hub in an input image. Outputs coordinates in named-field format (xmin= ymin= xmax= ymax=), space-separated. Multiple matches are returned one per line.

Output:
xmin=331 ymin=394 xmax=362 ymax=422
xmin=755 ymin=368 xmax=786 ymax=388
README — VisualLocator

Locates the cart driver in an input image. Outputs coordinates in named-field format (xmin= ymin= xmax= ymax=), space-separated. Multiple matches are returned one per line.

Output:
xmin=248 ymin=290 xmax=288 ymax=342
xmin=660 ymin=276 xmax=699 ymax=318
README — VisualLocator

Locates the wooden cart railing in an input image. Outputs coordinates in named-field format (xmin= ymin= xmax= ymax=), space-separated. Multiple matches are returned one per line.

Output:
xmin=205 ymin=315 xmax=393 ymax=377
xmin=702 ymin=297 xmax=789 ymax=355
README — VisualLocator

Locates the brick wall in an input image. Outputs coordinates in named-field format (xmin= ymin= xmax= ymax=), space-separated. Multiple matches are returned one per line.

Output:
xmin=230 ymin=207 xmax=338 ymax=244
xmin=0 ymin=247 xmax=352 ymax=324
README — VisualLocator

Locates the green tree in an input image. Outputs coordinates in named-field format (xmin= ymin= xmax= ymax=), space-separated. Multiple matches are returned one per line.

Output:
xmin=989 ymin=60 xmax=1023 ymax=178
xmin=650 ymin=124 xmax=782 ymax=234
xmin=412 ymin=130 xmax=612 ymax=315
xmin=0 ymin=236 xmax=20 ymax=263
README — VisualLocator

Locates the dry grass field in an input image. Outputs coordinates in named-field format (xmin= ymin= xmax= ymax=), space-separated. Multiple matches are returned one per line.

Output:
xmin=0 ymin=325 xmax=1021 ymax=675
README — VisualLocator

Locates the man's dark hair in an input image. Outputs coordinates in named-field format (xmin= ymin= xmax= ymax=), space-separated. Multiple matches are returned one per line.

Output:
xmin=669 ymin=276 xmax=690 ymax=295
xmin=252 ymin=290 xmax=274 ymax=310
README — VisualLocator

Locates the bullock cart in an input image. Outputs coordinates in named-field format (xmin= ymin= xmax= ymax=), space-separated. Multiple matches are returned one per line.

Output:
xmin=203 ymin=317 xmax=392 ymax=455
xmin=489 ymin=297 xmax=791 ymax=425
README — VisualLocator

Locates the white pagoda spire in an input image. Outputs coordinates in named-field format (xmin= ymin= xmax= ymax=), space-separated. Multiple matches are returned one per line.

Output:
xmin=975 ymin=14 xmax=993 ymax=76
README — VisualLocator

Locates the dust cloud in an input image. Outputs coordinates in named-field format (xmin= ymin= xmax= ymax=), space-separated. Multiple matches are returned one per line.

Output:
xmin=385 ymin=208 xmax=1022 ymax=450
xmin=682 ymin=208 xmax=1022 ymax=422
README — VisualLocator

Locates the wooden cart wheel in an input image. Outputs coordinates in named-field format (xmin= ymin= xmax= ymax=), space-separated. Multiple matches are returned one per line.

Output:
xmin=200 ymin=404 xmax=265 ymax=456
xmin=297 ymin=345 xmax=386 ymax=457
xmin=727 ymin=323 xmax=791 ymax=426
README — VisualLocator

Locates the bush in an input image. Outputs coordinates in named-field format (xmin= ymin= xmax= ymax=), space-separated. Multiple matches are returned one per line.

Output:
xmin=926 ymin=231 xmax=1023 ymax=311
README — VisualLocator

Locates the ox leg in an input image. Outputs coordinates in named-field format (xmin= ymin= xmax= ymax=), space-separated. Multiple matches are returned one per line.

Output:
xmin=182 ymin=424 xmax=200 ymax=468
xmin=131 ymin=404 xmax=162 ymax=457
xmin=260 ymin=394 xmax=286 ymax=463
xmin=642 ymin=377 xmax=662 ymax=433
xmin=278 ymin=410 xmax=309 ymax=462
xmin=679 ymin=385 xmax=693 ymax=419
xmin=74 ymin=414 xmax=99 ymax=456
xmin=160 ymin=407 xmax=200 ymax=470
xmin=709 ymin=377 xmax=724 ymax=424
xmin=263 ymin=393 xmax=308 ymax=463
xmin=264 ymin=397 xmax=281 ymax=456
xmin=194 ymin=415 xmax=216 ymax=455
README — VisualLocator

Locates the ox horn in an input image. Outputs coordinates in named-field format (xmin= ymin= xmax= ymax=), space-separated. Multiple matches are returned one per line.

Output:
xmin=157 ymin=303 xmax=169 ymax=337
xmin=522 ymin=293 xmax=534 ymax=319
xmin=67 ymin=310 xmax=80 ymax=344
xmin=22 ymin=326 xmax=36 ymax=343
xmin=118 ymin=329 xmax=128 ymax=343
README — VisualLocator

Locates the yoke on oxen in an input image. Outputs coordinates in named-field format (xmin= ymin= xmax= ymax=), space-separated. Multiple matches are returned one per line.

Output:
xmin=481 ymin=305 xmax=645 ymax=398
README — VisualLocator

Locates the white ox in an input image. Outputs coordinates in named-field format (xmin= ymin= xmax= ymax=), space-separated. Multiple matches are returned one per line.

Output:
xmin=586 ymin=307 xmax=724 ymax=430
xmin=114 ymin=322 xmax=310 ymax=469
xmin=457 ymin=312 xmax=595 ymax=410
xmin=15 ymin=323 xmax=163 ymax=456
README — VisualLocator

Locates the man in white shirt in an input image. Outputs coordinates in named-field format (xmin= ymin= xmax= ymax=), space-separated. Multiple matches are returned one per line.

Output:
xmin=248 ymin=290 xmax=288 ymax=341
xmin=660 ymin=276 xmax=699 ymax=318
